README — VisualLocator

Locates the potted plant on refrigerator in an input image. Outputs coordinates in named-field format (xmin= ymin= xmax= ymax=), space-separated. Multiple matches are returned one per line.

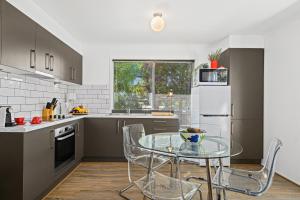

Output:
xmin=208 ymin=48 xmax=222 ymax=69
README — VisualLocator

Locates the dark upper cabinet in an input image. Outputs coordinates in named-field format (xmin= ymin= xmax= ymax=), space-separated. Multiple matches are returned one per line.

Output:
xmin=35 ymin=26 xmax=52 ymax=73
xmin=220 ymin=48 xmax=264 ymax=120
xmin=73 ymin=51 xmax=83 ymax=84
xmin=0 ymin=2 xmax=2 ymax=63
xmin=1 ymin=1 xmax=37 ymax=71
xmin=0 ymin=1 xmax=83 ymax=84
xmin=49 ymin=33 xmax=63 ymax=77
xmin=36 ymin=26 xmax=64 ymax=79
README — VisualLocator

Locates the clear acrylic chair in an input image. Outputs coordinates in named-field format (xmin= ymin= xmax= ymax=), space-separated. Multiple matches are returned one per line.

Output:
xmin=134 ymin=153 xmax=203 ymax=200
xmin=212 ymin=138 xmax=283 ymax=199
xmin=119 ymin=124 xmax=173 ymax=199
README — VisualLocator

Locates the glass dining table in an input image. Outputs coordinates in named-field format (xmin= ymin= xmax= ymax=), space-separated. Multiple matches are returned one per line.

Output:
xmin=139 ymin=132 xmax=243 ymax=200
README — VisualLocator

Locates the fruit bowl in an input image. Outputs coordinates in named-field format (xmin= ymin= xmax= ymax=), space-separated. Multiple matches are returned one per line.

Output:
xmin=179 ymin=127 xmax=206 ymax=143
xmin=70 ymin=105 xmax=89 ymax=115
xmin=180 ymin=132 xmax=206 ymax=143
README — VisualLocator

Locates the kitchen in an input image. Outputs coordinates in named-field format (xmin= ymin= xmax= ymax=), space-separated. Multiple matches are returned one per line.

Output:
xmin=0 ymin=0 xmax=300 ymax=200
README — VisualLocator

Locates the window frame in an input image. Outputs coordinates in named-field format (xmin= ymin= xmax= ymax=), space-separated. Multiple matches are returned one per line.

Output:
xmin=110 ymin=59 xmax=195 ymax=111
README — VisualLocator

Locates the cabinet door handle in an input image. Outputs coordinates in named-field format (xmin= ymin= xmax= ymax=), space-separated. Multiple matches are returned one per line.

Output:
xmin=45 ymin=53 xmax=50 ymax=70
xmin=74 ymin=68 xmax=77 ymax=81
xmin=30 ymin=49 xmax=36 ymax=69
xmin=117 ymin=120 xmax=120 ymax=134
xmin=123 ymin=120 xmax=126 ymax=127
xmin=49 ymin=55 xmax=54 ymax=71
xmin=77 ymin=122 xmax=80 ymax=136
xmin=153 ymin=120 xmax=167 ymax=123
xmin=230 ymin=122 xmax=233 ymax=136
xmin=71 ymin=67 xmax=75 ymax=80
xmin=153 ymin=128 xmax=167 ymax=131
xmin=49 ymin=130 xmax=54 ymax=150
xmin=70 ymin=67 xmax=73 ymax=80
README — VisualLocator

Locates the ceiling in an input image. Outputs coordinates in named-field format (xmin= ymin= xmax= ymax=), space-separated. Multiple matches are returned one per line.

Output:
xmin=32 ymin=0 xmax=298 ymax=44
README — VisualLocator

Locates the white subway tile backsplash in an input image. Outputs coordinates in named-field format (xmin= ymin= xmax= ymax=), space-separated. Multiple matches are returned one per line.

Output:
xmin=76 ymin=89 xmax=87 ymax=95
xmin=7 ymin=74 xmax=25 ymax=82
xmin=14 ymin=111 xmax=31 ymax=119
xmin=101 ymin=104 xmax=110 ymax=109
xmin=0 ymin=96 xmax=8 ymax=104
xmin=101 ymin=89 xmax=109 ymax=95
xmin=21 ymin=104 xmax=36 ymax=112
xmin=8 ymin=97 xmax=25 ymax=104
xmin=1 ymin=79 xmax=21 ymax=89
xmin=87 ymin=90 xmax=101 ymax=95
xmin=0 ymin=88 xmax=14 ymax=96
xmin=88 ymin=104 xmax=102 ymax=109
xmin=11 ymin=105 xmax=21 ymax=112
xmin=14 ymin=89 xmax=29 ymax=97
xmin=26 ymin=97 xmax=40 ymax=104
xmin=0 ymin=74 xmax=111 ymax=118
xmin=0 ymin=72 xmax=8 ymax=79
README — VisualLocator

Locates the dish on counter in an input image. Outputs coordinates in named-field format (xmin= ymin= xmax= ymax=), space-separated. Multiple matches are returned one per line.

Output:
xmin=70 ymin=105 xmax=88 ymax=115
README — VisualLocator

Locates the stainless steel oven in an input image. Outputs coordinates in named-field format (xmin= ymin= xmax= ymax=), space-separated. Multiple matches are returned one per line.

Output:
xmin=54 ymin=124 xmax=75 ymax=168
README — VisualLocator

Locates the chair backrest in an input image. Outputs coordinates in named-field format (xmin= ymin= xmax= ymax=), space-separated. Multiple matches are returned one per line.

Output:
xmin=122 ymin=124 xmax=146 ymax=161
xmin=257 ymin=138 xmax=283 ymax=195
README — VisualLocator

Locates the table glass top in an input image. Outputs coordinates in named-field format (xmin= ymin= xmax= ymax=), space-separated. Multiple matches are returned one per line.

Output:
xmin=139 ymin=132 xmax=243 ymax=159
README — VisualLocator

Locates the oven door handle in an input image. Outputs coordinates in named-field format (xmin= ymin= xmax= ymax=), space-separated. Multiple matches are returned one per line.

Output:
xmin=56 ymin=132 xmax=75 ymax=141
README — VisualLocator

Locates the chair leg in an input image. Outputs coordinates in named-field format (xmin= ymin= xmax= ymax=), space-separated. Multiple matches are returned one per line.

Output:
xmin=186 ymin=176 xmax=206 ymax=182
xmin=170 ymin=159 xmax=174 ymax=177
xmin=198 ymin=189 xmax=203 ymax=200
xmin=223 ymin=189 xmax=227 ymax=200
xmin=216 ymin=188 xmax=221 ymax=200
xmin=119 ymin=182 xmax=134 ymax=200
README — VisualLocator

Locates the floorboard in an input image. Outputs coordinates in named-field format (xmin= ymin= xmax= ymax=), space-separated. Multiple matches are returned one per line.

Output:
xmin=44 ymin=162 xmax=300 ymax=200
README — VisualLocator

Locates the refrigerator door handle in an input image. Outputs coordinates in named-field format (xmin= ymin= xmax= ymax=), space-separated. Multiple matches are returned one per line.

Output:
xmin=231 ymin=104 xmax=234 ymax=117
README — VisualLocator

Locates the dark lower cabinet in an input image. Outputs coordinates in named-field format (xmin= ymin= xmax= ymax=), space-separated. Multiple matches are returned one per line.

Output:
xmin=23 ymin=128 xmax=55 ymax=200
xmin=0 ymin=120 xmax=83 ymax=200
xmin=84 ymin=117 xmax=179 ymax=161
xmin=84 ymin=118 xmax=124 ymax=160
xmin=231 ymin=119 xmax=263 ymax=162
xmin=75 ymin=119 xmax=85 ymax=162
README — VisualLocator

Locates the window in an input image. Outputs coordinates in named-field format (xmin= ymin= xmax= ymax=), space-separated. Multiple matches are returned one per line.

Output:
xmin=113 ymin=60 xmax=193 ymax=126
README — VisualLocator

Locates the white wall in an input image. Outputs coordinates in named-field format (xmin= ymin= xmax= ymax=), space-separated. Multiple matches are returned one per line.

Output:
xmin=82 ymin=43 xmax=209 ymax=85
xmin=209 ymin=35 xmax=264 ymax=52
xmin=264 ymin=17 xmax=300 ymax=185
xmin=7 ymin=0 xmax=82 ymax=53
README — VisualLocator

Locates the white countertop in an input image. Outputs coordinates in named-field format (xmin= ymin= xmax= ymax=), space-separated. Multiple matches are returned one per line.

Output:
xmin=0 ymin=114 xmax=178 ymax=133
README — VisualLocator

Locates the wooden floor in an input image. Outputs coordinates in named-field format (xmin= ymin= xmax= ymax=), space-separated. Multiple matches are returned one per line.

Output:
xmin=44 ymin=162 xmax=300 ymax=200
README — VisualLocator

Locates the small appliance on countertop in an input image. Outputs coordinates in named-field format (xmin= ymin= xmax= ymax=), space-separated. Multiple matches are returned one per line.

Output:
xmin=0 ymin=106 xmax=17 ymax=127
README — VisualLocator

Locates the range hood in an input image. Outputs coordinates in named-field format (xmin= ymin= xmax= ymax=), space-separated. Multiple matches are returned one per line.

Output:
xmin=0 ymin=64 xmax=55 ymax=79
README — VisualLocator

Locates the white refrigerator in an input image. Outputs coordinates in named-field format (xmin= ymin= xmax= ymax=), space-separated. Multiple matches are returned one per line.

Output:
xmin=191 ymin=85 xmax=231 ymax=165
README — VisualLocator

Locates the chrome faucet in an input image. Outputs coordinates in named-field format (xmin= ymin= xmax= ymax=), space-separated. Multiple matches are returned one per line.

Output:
xmin=127 ymin=108 xmax=131 ymax=115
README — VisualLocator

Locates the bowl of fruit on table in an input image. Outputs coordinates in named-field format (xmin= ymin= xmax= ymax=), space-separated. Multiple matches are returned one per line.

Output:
xmin=179 ymin=127 xmax=206 ymax=143
xmin=70 ymin=105 xmax=89 ymax=115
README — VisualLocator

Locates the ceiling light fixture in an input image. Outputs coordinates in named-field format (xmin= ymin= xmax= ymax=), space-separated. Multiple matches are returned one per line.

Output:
xmin=151 ymin=12 xmax=165 ymax=32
